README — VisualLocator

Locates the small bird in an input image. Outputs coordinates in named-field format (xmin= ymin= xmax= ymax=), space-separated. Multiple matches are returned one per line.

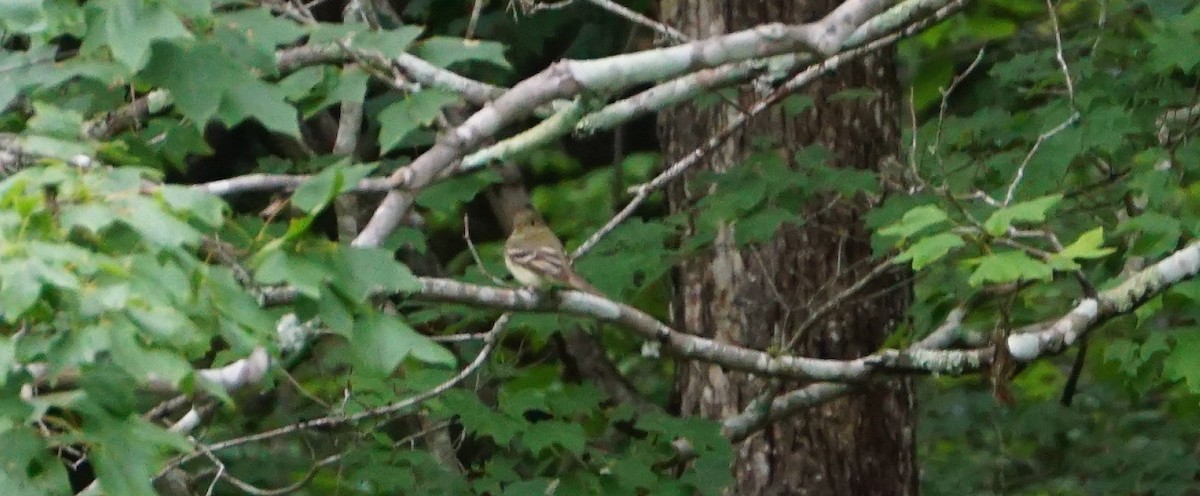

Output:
xmin=504 ymin=208 xmax=603 ymax=296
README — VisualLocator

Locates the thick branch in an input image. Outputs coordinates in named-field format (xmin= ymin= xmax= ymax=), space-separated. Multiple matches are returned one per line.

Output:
xmin=351 ymin=0 xmax=898 ymax=248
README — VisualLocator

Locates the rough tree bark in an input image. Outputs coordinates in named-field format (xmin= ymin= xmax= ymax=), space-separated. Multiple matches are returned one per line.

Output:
xmin=660 ymin=0 xmax=918 ymax=494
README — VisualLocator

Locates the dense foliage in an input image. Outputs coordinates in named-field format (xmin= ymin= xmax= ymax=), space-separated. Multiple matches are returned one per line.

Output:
xmin=1 ymin=0 xmax=1198 ymax=494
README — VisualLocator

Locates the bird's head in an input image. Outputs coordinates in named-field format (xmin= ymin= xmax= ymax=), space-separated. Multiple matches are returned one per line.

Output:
xmin=512 ymin=208 xmax=543 ymax=230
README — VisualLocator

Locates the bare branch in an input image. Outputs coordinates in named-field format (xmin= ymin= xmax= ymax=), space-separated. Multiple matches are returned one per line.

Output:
xmin=192 ymin=173 xmax=395 ymax=197
xmin=352 ymin=0 xmax=899 ymax=248
xmin=582 ymin=0 xmax=689 ymax=43
xmin=1045 ymin=0 xmax=1076 ymax=108
xmin=1003 ymin=110 xmax=1080 ymax=205
xmin=83 ymin=90 xmax=173 ymax=140
xmin=573 ymin=11 xmax=950 ymax=257
xmin=158 ymin=314 xmax=509 ymax=478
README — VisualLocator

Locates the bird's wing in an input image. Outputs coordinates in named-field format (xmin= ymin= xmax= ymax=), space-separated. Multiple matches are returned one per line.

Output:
xmin=505 ymin=245 xmax=568 ymax=278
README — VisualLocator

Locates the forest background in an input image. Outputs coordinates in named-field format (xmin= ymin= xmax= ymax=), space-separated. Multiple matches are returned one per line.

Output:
xmin=1 ymin=0 xmax=1198 ymax=494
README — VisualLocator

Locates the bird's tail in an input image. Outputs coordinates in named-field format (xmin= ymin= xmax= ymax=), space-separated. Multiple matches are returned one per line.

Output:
xmin=563 ymin=269 xmax=605 ymax=297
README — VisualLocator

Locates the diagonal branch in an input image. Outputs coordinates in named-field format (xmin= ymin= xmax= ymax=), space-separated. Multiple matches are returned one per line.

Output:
xmin=350 ymin=0 xmax=899 ymax=248
xmin=573 ymin=0 xmax=965 ymax=257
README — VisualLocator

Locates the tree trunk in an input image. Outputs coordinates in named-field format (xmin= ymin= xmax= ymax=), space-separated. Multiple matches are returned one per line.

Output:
xmin=660 ymin=0 xmax=917 ymax=494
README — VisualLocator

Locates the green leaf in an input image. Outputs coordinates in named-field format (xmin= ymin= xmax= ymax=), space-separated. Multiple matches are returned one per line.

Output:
xmin=612 ymin=455 xmax=658 ymax=490
xmin=500 ymin=479 xmax=551 ymax=496
xmin=782 ymin=94 xmax=814 ymax=116
xmin=104 ymin=315 xmax=194 ymax=387
xmin=414 ymin=170 xmax=499 ymax=213
xmin=217 ymin=80 xmax=301 ymax=137
xmin=27 ymin=101 xmax=84 ymax=138
xmin=412 ymin=36 xmax=511 ymax=70
xmin=0 ymin=336 xmax=11 ymax=387
xmin=337 ymin=163 xmax=379 ymax=192
xmin=142 ymin=41 xmax=243 ymax=127
xmin=351 ymin=314 xmax=449 ymax=374
xmin=734 ymin=207 xmax=795 ymax=245
xmin=117 ymin=196 xmax=201 ymax=248
xmin=1165 ymin=330 xmax=1200 ymax=394
xmin=17 ymin=135 xmax=94 ymax=160
xmin=127 ymin=254 xmax=190 ymax=304
xmin=961 ymin=12 xmax=1018 ymax=41
xmin=277 ymin=66 xmax=325 ymax=100
xmin=126 ymin=305 xmax=197 ymax=347
xmin=317 ymin=289 xmax=353 ymax=332
xmin=80 ymin=282 xmax=131 ymax=317
xmin=159 ymin=185 xmax=226 ymax=226
xmin=437 ymin=390 xmax=524 ymax=444
xmin=1049 ymin=227 xmax=1115 ymax=270
xmin=898 ymin=232 xmax=964 ymax=270
xmin=252 ymin=249 xmax=327 ymax=299
xmin=31 ymin=258 xmax=79 ymax=291
xmin=207 ymin=267 xmax=277 ymax=338
xmin=550 ymin=384 xmax=603 ymax=416
xmin=967 ymin=251 xmax=1053 ymax=286
xmin=1148 ymin=15 xmax=1200 ymax=73
xmin=61 ymin=204 xmax=118 ymax=233
xmin=140 ymin=120 xmax=213 ymax=169
xmin=102 ymin=0 xmax=191 ymax=72
xmin=214 ymin=7 xmax=307 ymax=71
xmin=329 ymin=65 xmax=370 ymax=105
xmin=687 ymin=451 xmax=736 ymax=496
xmin=0 ymin=0 xmax=45 ymax=34
xmin=1118 ymin=212 xmax=1181 ymax=258
xmin=878 ymin=205 xmax=950 ymax=243
xmin=983 ymin=195 xmax=1062 ymax=236
xmin=292 ymin=160 xmax=347 ymax=214
xmin=499 ymin=387 xmax=547 ymax=418
xmin=0 ymin=428 xmax=69 ymax=496
xmin=522 ymin=420 xmax=586 ymax=455
xmin=0 ymin=45 xmax=61 ymax=109
xmin=0 ymin=262 xmax=42 ymax=319
xmin=332 ymin=247 xmax=422 ymax=299
xmin=406 ymin=329 xmax=455 ymax=366
xmin=378 ymin=89 xmax=459 ymax=153
xmin=306 ymin=22 xmax=358 ymax=44
xmin=354 ymin=27 xmax=426 ymax=53
xmin=90 ymin=417 xmax=186 ymax=496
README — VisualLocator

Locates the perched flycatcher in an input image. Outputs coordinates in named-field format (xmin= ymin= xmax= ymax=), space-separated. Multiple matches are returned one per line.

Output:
xmin=504 ymin=208 xmax=602 ymax=296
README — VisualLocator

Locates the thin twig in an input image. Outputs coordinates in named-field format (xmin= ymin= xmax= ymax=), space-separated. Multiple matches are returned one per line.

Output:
xmin=523 ymin=0 xmax=573 ymax=14
xmin=144 ymin=394 xmax=190 ymax=421
xmin=1045 ymin=0 xmax=1076 ymax=108
xmin=932 ymin=47 xmax=986 ymax=155
xmin=574 ymin=39 xmax=886 ymax=258
xmin=465 ymin=0 xmax=485 ymax=39
xmin=315 ymin=419 xmax=454 ymax=468
xmin=1002 ymin=0 xmax=1080 ymax=206
xmin=196 ymin=439 xmax=319 ymax=496
xmin=1091 ymin=0 xmax=1107 ymax=52
xmin=786 ymin=257 xmax=900 ymax=349
xmin=156 ymin=314 xmax=508 ymax=479
xmin=906 ymin=87 xmax=923 ymax=192
xmin=573 ymin=1 xmax=965 ymax=258
xmin=583 ymin=0 xmax=689 ymax=43
xmin=1002 ymin=111 xmax=1080 ymax=205
xmin=431 ymin=332 xmax=493 ymax=343
xmin=281 ymin=368 xmax=332 ymax=409
xmin=464 ymin=213 xmax=506 ymax=285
